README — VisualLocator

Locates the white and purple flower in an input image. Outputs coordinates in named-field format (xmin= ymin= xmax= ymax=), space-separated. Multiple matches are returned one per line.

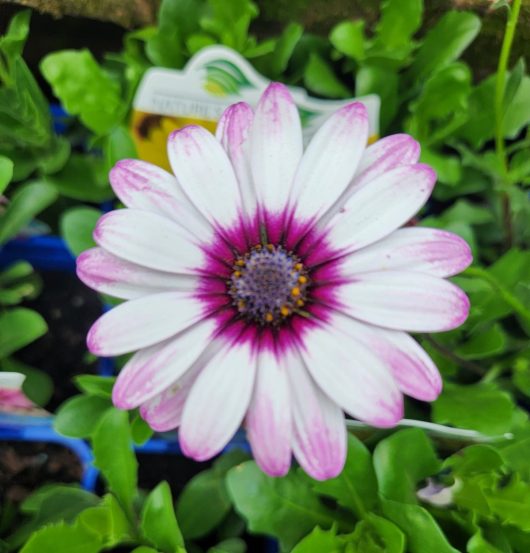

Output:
xmin=78 ymin=83 xmax=471 ymax=480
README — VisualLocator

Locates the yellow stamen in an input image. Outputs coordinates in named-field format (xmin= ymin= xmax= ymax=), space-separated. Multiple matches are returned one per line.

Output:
xmin=237 ymin=300 xmax=246 ymax=311
xmin=280 ymin=305 xmax=290 ymax=317
xmin=294 ymin=263 xmax=303 ymax=271
xmin=298 ymin=275 xmax=307 ymax=284
xmin=291 ymin=286 xmax=301 ymax=297
xmin=296 ymin=299 xmax=305 ymax=307
xmin=264 ymin=312 xmax=274 ymax=323
xmin=266 ymin=243 xmax=274 ymax=251
xmin=235 ymin=259 xmax=245 ymax=267
xmin=233 ymin=270 xmax=241 ymax=278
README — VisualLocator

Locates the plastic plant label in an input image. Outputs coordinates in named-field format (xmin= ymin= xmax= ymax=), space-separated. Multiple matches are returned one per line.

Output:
xmin=131 ymin=45 xmax=380 ymax=171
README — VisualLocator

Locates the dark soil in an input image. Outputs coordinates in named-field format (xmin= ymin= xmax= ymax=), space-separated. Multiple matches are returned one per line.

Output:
xmin=16 ymin=271 xmax=103 ymax=411
xmin=0 ymin=441 xmax=82 ymax=503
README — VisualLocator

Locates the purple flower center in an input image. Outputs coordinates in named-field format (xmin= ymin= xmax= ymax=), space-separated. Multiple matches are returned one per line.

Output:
xmin=228 ymin=244 xmax=309 ymax=325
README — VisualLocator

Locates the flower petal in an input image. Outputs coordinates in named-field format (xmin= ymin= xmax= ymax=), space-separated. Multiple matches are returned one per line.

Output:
xmin=338 ymin=227 xmax=472 ymax=278
xmin=179 ymin=340 xmax=257 ymax=461
xmin=338 ymin=318 xmax=442 ymax=401
xmin=287 ymin=352 xmax=346 ymax=480
xmin=109 ymin=159 xmax=209 ymax=237
xmin=94 ymin=209 xmax=203 ymax=273
xmin=112 ymin=319 xmax=215 ymax=409
xmin=87 ymin=290 xmax=204 ymax=356
xmin=325 ymin=164 xmax=436 ymax=253
xmin=291 ymin=102 xmax=368 ymax=220
xmin=77 ymin=247 xmax=196 ymax=299
xmin=216 ymin=102 xmax=256 ymax=214
xmin=335 ymin=270 xmax=470 ymax=332
xmin=300 ymin=314 xmax=403 ymax=427
xmin=246 ymin=350 xmax=292 ymax=477
xmin=139 ymin=363 xmax=201 ymax=432
xmin=167 ymin=125 xmax=242 ymax=226
xmin=322 ymin=134 xmax=420 ymax=224
xmin=0 ymin=372 xmax=25 ymax=390
xmin=250 ymin=83 xmax=303 ymax=213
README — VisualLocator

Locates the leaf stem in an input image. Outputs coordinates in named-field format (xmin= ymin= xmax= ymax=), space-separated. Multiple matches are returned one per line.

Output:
xmin=494 ymin=0 xmax=522 ymax=175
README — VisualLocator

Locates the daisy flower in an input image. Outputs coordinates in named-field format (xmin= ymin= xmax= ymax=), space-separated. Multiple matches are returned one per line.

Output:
xmin=78 ymin=83 xmax=471 ymax=480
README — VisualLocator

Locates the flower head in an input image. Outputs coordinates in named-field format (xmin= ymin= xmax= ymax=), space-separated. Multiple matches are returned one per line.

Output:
xmin=78 ymin=83 xmax=471 ymax=480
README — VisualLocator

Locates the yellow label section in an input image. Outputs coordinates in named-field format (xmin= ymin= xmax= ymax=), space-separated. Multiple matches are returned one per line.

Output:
xmin=131 ymin=110 xmax=218 ymax=171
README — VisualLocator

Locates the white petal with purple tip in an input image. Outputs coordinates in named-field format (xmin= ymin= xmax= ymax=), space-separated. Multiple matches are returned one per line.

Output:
xmin=300 ymin=314 xmax=404 ymax=427
xmin=335 ymin=270 xmax=470 ymax=332
xmin=179 ymin=341 xmax=257 ymax=461
xmin=167 ymin=125 xmax=242 ymax=226
xmin=109 ymin=159 xmax=210 ymax=237
xmin=250 ymin=83 xmax=303 ymax=213
xmin=339 ymin=227 xmax=473 ymax=278
xmin=338 ymin=318 xmax=442 ymax=401
xmin=77 ymin=247 xmax=196 ymax=300
xmin=87 ymin=290 xmax=205 ymax=357
xmin=325 ymin=163 xmax=436 ymax=253
xmin=216 ymin=102 xmax=256 ymax=214
xmin=288 ymin=352 xmax=346 ymax=480
xmin=139 ymin=360 xmax=204 ymax=432
xmin=94 ymin=209 xmax=203 ymax=274
xmin=291 ymin=102 xmax=368 ymax=220
xmin=112 ymin=319 xmax=215 ymax=409
xmin=246 ymin=350 xmax=292 ymax=477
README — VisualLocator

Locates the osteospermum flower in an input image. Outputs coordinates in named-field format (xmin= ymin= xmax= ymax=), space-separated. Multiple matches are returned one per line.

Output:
xmin=78 ymin=83 xmax=471 ymax=480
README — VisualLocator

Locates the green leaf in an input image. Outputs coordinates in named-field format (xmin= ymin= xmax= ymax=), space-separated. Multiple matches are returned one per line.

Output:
xmin=292 ymin=525 xmax=344 ymax=553
xmin=455 ymin=323 xmax=507 ymax=360
xmin=467 ymin=532 xmax=505 ymax=553
xmin=0 ymin=308 xmax=47 ymax=358
xmin=141 ymin=481 xmax=185 ymax=553
xmin=208 ymin=537 xmax=246 ymax=553
xmin=9 ymin=485 xmax=100 ymax=549
xmin=46 ymin=154 xmax=112 ymax=202
xmin=0 ymin=10 xmax=30 ymax=63
xmin=373 ymin=428 xmax=441 ymax=504
xmin=304 ymin=52 xmax=351 ymax=99
xmin=409 ymin=11 xmax=481 ymax=81
xmin=77 ymin=494 xmax=133 ymax=548
xmin=177 ymin=449 xmax=249 ymax=539
xmin=268 ymin=22 xmax=303 ymax=76
xmin=102 ymin=125 xmax=137 ymax=175
xmin=54 ymin=395 xmax=112 ymax=438
xmin=74 ymin=375 xmax=115 ymax=398
xmin=382 ymin=499 xmax=459 ymax=553
xmin=504 ymin=57 xmax=526 ymax=111
xmin=373 ymin=0 xmax=422 ymax=58
xmin=433 ymin=383 xmax=516 ymax=435
xmin=131 ymin=411 xmax=153 ymax=446
xmin=60 ymin=206 xmax=101 ymax=257
xmin=329 ymin=20 xmax=365 ymax=60
xmin=0 ymin=155 xmax=13 ymax=193
xmin=355 ymin=64 xmax=398 ymax=131
xmin=19 ymin=522 xmax=102 ymax=553
xmin=348 ymin=514 xmax=406 ymax=553
xmin=132 ymin=548 xmax=160 ymax=553
xmin=308 ymin=434 xmax=378 ymax=517
xmin=227 ymin=461 xmax=347 ymax=551
xmin=40 ymin=49 xmax=124 ymax=134
xmin=0 ymin=180 xmax=57 ymax=244
xmin=92 ymin=408 xmax=138 ymax=517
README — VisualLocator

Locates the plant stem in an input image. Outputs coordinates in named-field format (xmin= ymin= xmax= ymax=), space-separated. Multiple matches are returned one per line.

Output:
xmin=495 ymin=0 xmax=522 ymax=174
xmin=495 ymin=0 xmax=523 ymax=249
xmin=346 ymin=419 xmax=513 ymax=444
